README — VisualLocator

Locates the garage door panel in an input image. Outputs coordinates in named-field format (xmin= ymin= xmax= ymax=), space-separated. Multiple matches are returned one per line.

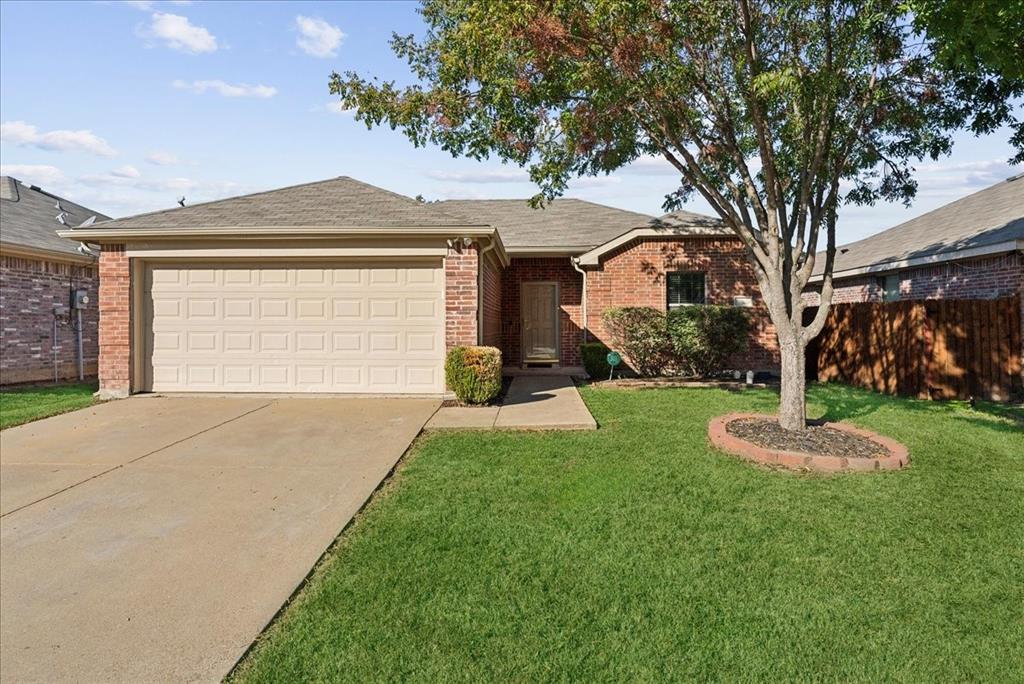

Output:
xmin=145 ymin=261 xmax=444 ymax=393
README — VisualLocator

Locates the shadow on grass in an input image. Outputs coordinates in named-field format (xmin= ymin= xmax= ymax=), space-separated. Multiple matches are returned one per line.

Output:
xmin=811 ymin=382 xmax=1024 ymax=435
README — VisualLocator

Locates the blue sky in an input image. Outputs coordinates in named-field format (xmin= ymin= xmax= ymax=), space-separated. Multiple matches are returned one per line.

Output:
xmin=1 ymin=0 xmax=1020 ymax=244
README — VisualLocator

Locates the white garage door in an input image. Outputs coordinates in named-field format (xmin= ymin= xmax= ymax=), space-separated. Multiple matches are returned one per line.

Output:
xmin=144 ymin=261 xmax=445 ymax=393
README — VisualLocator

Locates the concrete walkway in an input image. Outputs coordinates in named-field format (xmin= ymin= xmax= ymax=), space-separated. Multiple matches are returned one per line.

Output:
xmin=426 ymin=375 xmax=597 ymax=431
xmin=0 ymin=396 xmax=439 ymax=683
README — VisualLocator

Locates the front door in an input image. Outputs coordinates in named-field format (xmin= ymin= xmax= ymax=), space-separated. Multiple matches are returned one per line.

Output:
xmin=521 ymin=282 xmax=558 ymax=363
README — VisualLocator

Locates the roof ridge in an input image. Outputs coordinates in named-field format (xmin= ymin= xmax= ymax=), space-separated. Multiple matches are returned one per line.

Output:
xmin=838 ymin=174 xmax=1021 ymax=250
xmin=89 ymin=176 xmax=383 ymax=227
xmin=438 ymin=197 xmax=658 ymax=219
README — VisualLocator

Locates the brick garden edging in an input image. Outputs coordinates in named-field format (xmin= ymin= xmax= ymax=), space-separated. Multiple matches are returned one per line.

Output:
xmin=708 ymin=412 xmax=909 ymax=473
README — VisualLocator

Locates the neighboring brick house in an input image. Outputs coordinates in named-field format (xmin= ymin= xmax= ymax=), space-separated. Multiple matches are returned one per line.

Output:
xmin=805 ymin=175 xmax=1023 ymax=307
xmin=0 ymin=177 xmax=110 ymax=385
xmin=56 ymin=176 xmax=778 ymax=398
xmin=803 ymin=174 xmax=1023 ymax=389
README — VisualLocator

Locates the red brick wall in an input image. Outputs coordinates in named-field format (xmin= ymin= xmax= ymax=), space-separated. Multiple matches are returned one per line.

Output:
xmin=481 ymin=250 xmax=503 ymax=349
xmin=445 ymin=244 xmax=478 ymax=350
xmin=0 ymin=255 xmax=99 ymax=385
xmin=804 ymin=252 xmax=1024 ymax=306
xmin=585 ymin=237 xmax=780 ymax=370
xmin=98 ymin=245 xmax=131 ymax=396
xmin=500 ymin=257 xmax=583 ymax=366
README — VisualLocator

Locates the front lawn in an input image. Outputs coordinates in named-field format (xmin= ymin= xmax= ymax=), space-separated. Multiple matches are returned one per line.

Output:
xmin=0 ymin=382 xmax=98 ymax=430
xmin=234 ymin=384 xmax=1023 ymax=682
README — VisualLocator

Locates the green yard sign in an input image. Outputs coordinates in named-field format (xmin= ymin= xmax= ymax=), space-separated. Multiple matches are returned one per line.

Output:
xmin=606 ymin=351 xmax=622 ymax=381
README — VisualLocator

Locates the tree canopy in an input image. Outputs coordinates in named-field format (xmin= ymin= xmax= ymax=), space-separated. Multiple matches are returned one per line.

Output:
xmin=330 ymin=0 xmax=1022 ymax=429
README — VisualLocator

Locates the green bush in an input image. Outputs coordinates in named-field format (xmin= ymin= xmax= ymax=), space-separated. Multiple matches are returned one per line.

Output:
xmin=580 ymin=342 xmax=613 ymax=380
xmin=667 ymin=305 xmax=750 ymax=377
xmin=445 ymin=346 xmax=502 ymax=404
xmin=601 ymin=307 xmax=672 ymax=376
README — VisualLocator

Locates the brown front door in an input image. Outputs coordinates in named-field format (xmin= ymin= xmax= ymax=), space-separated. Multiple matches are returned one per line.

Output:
xmin=521 ymin=282 xmax=558 ymax=362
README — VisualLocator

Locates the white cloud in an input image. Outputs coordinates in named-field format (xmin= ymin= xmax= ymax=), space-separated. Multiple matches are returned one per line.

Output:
xmin=325 ymin=101 xmax=355 ymax=115
xmin=1 ymin=120 xmax=117 ymax=157
xmin=568 ymin=175 xmax=622 ymax=189
xmin=111 ymin=164 xmax=142 ymax=178
xmin=147 ymin=12 xmax=217 ymax=53
xmin=0 ymin=164 xmax=65 ymax=186
xmin=120 ymin=0 xmax=192 ymax=8
xmin=173 ymin=79 xmax=277 ymax=98
xmin=621 ymin=155 xmax=679 ymax=176
xmin=145 ymin=150 xmax=183 ymax=166
xmin=911 ymin=159 xmax=1019 ymax=197
xmin=295 ymin=16 xmax=345 ymax=58
xmin=427 ymin=168 xmax=529 ymax=184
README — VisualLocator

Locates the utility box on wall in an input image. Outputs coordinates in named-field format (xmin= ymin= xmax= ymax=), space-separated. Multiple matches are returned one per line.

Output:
xmin=71 ymin=288 xmax=90 ymax=309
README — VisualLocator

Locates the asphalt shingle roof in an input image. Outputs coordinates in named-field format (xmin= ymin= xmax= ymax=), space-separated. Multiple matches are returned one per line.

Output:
xmin=86 ymin=176 xmax=474 ymax=230
xmin=0 ymin=177 xmax=111 ymax=256
xmin=818 ymin=175 xmax=1024 ymax=276
xmin=436 ymin=198 xmax=656 ymax=250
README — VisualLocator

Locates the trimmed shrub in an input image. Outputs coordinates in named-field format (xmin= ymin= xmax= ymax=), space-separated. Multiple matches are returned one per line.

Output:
xmin=667 ymin=305 xmax=750 ymax=377
xmin=601 ymin=307 xmax=672 ymax=376
xmin=580 ymin=342 xmax=613 ymax=380
xmin=445 ymin=346 xmax=502 ymax=404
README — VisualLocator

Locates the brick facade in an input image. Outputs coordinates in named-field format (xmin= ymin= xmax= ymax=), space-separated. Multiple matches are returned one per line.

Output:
xmin=584 ymin=237 xmax=780 ymax=370
xmin=0 ymin=254 xmax=99 ymax=385
xmin=804 ymin=252 xmax=1024 ymax=306
xmin=500 ymin=257 xmax=584 ymax=367
xmin=97 ymin=245 xmax=131 ymax=397
xmin=481 ymin=250 xmax=503 ymax=349
xmin=445 ymin=244 xmax=479 ymax=350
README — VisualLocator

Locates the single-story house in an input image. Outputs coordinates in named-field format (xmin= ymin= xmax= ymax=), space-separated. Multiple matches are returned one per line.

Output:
xmin=806 ymin=174 xmax=1023 ymax=305
xmin=57 ymin=176 xmax=779 ymax=398
xmin=0 ymin=176 xmax=110 ymax=385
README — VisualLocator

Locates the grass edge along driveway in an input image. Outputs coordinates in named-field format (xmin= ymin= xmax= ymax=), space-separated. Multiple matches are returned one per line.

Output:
xmin=0 ymin=382 xmax=98 ymax=430
xmin=232 ymin=384 xmax=1022 ymax=681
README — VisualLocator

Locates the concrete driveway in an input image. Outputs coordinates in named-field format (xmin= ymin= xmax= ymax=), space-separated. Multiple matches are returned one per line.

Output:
xmin=0 ymin=395 xmax=439 ymax=683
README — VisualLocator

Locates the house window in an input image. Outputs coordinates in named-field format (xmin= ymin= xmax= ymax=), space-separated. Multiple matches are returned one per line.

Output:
xmin=881 ymin=274 xmax=900 ymax=302
xmin=667 ymin=272 xmax=706 ymax=308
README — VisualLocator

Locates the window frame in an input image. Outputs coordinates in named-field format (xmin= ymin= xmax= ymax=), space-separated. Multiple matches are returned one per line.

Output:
xmin=666 ymin=271 xmax=707 ymax=309
xmin=881 ymin=273 xmax=901 ymax=302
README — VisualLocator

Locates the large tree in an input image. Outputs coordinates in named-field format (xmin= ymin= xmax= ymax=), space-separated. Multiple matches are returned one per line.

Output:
xmin=332 ymin=0 xmax=1021 ymax=430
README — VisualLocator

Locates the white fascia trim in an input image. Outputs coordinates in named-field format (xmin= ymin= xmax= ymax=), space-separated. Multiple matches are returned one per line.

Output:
xmin=506 ymin=246 xmax=588 ymax=257
xmin=808 ymin=239 xmax=1023 ymax=283
xmin=58 ymin=224 xmax=510 ymax=267
xmin=576 ymin=227 xmax=733 ymax=265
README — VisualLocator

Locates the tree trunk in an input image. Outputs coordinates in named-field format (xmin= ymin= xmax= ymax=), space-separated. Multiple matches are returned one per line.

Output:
xmin=778 ymin=339 xmax=807 ymax=431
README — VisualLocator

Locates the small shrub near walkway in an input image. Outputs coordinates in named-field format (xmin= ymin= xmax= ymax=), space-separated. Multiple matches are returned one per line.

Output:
xmin=233 ymin=384 xmax=1023 ymax=682
xmin=0 ymin=382 xmax=98 ymax=430
xmin=445 ymin=346 xmax=502 ymax=404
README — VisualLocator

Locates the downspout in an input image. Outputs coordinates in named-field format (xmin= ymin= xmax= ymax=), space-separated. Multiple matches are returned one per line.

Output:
xmin=477 ymin=237 xmax=498 ymax=345
xmin=571 ymin=257 xmax=588 ymax=343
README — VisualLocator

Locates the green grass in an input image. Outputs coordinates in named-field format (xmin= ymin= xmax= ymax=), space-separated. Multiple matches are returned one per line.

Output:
xmin=234 ymin=384 xmax=1023 ymax=683
xmin=0 ymin=382 xmax=98 ymax=430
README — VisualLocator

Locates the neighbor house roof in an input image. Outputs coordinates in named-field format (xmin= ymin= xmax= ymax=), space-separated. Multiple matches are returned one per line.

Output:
xmin=813 ymin=174 xmax=1024 ymax=279
xmin=82 ymin=176 xmax=478 ymax=231
xmin=0 ymin=176 xmax=110 ymax=260
xmin=436 ymin=198 xmax=656 ymax=251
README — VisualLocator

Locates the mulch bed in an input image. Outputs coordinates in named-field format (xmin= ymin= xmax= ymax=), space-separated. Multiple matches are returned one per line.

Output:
xmin=594 ymin=377 xmax=775 ymax=390
xmin=708 ymin=412 xmax=910 ymax=473
xmin=726 ymin=417 xmax=887 ymax=459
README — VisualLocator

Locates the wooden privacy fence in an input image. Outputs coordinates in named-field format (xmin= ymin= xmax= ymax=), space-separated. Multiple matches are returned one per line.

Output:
xmin=815 ymin=295 xmax=1022 ymax=401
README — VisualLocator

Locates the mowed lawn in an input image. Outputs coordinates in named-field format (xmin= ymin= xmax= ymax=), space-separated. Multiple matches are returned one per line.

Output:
xmin=0 ymin=382 xmax=97 ymax=430
xmin=234 ymin=384 xmax=1023 ymax=682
